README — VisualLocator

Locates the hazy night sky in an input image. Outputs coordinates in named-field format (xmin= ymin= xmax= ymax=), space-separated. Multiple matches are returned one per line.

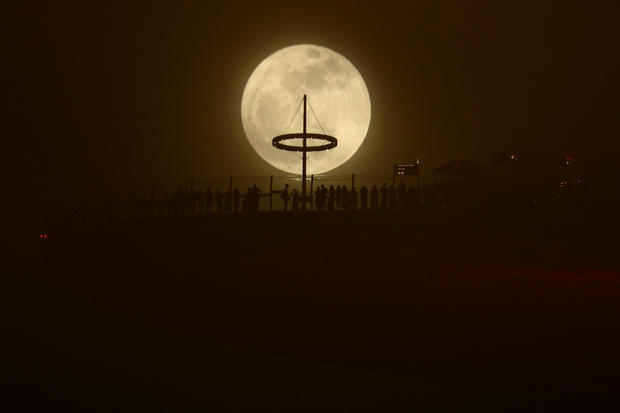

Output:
xmin=18 ymin=1 xmax=619 ymax=201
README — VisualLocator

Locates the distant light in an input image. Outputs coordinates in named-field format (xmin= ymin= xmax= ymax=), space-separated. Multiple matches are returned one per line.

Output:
xmin=510 ymin=153 xmax=518 ymax=160
xmin=563 ymin=153 xmax=577 ymax=165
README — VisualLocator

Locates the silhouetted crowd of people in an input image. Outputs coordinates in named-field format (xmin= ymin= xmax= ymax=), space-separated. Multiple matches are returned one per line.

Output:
xmin=132 ymin=180 xmax=422 ymax=218
xmin=139 ymin=184 xmax=266 ymax=217
xmin=311 ymin=181 xmax=421 ymax=212
xmin=41 ymin=171 xmax=617 ymax=230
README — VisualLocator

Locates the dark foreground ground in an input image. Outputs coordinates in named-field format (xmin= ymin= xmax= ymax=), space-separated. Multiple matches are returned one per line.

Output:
xmin=7 ymin=205 xmax=620 ymax=411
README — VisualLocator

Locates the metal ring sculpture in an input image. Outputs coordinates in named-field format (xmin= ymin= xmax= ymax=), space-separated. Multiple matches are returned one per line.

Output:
xmin=272 ymin=133 xmax=337 ymax=152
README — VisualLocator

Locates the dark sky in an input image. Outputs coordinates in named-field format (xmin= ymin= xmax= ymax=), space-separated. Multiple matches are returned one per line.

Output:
xmin=19 ymin=1 xmax=619 ymax=200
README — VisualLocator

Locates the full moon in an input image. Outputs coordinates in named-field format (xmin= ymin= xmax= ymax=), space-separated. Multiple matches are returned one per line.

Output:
xmin=241 ymin=44 xmax=371 ymax=175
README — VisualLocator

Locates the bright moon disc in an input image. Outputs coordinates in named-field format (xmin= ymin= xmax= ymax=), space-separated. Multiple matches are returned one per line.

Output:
xmin=241 ymin=44 xmax=371 ymax=175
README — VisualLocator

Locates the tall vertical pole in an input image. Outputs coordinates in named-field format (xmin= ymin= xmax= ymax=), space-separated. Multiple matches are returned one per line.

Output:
xmin=417 ymin=160 xmax=422 ymax=189
xmin=310 ymin=174 xmax=314 ymax=210
xmin=269 ymin=176 xmax=273 ymax=211
xmin=302 ymin=94 xmax=307 ymax=211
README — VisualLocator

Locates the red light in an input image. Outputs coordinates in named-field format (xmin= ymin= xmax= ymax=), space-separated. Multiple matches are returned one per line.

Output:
xmin=454 ymin=162 xmax=460 ymax=167
xmin=562 ymin=153 xmax=578 ymax=165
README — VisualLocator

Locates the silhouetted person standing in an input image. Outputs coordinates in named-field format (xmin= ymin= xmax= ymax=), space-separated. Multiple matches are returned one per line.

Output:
xmin=215 ymin=188 xmax=223 ymax=212
xmin=350 ymin=186 xmax=358 ymax=210
xmin=242 ymin=187 xmax=250 ymax=212
xmin=281 ymin=183 xmax=290 ymax=211
xmin=157 ymin=196 xmax=164 ymax=218
xmin=324 ymin=186 xmax=329 ymax=211
xmin=198 ymin=189 xmax=205 ymax=214
xmin=224 ymin=189 xmax=232 ymax=212
xmin=183 ymin=189 xmax=190 ymax=215
xmin=168 ymin=190 xmax=175 ymax=217
xmin=249 ymin=184 xmax=262 ymax=212
xmin=422 ymin=183 xmax=432 ymax=207
xmin=233 ymin=188 xmax=241 ymax=213
xmin=360 ymin=185 xmax=368 ymax=210
xmin=398 ymin=180 xmax=407 ymax=209
xmin=406 ymin=184 xmax=417 ymax=209
xmin=292 ymin=189 xmax=300 ymax=211
xmin=163 ymin=193 xmax=171 ymax=216
xmin=413 ymin=184 xmax=421 ymax=207
xmin=314 ymin=185 xmax=322 ymax=211
xmin=371 ymin=185 xmax=378 ymax=210
xmin=324 ymin=186 xmax=330 ymax=210
xmin=205 ymin=188 xmax=213 ymax=213
xmin=174 ymin=187 xmax=183 ymax=216
xmin=341 ymin=185 xmax=350 ymax=211
xmin=327 ymin=185 xmax=336 ymax=212
xmin=380 ymin=183 xmax=389 ymax=210
xmin=389 ymin=185 xmax=398 ymax=209
xmin=335 ymin=185 xmax=342 ymax=209
xmin=190 ymin=187 xmax=197 ymax=215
